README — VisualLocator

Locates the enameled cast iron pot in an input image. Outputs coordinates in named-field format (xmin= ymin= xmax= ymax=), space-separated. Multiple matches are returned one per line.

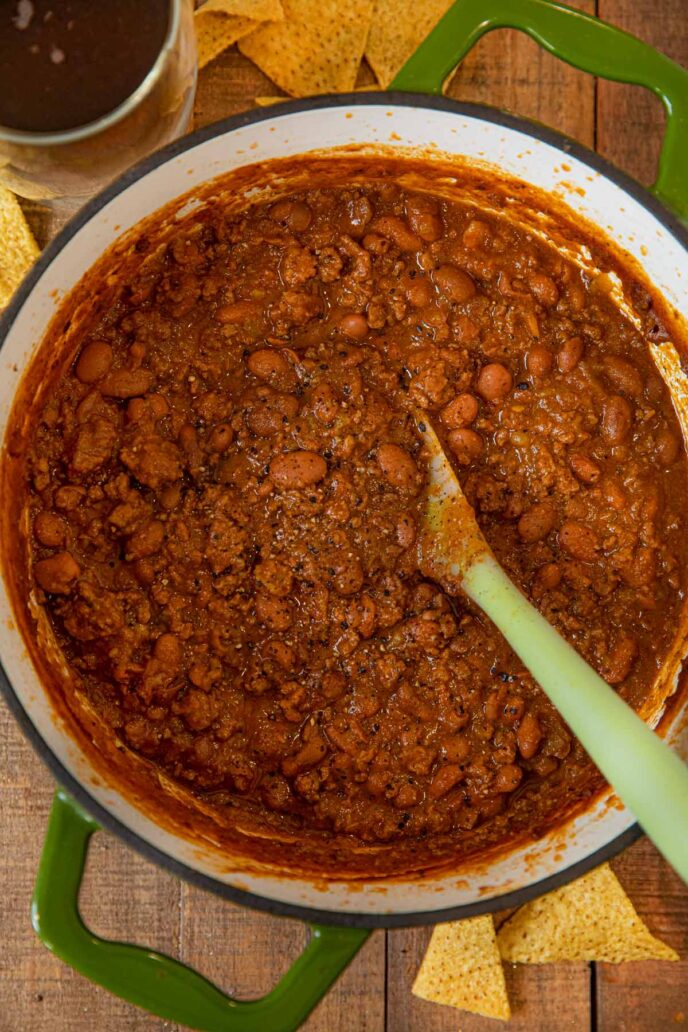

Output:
xmin=2 ymin=2 xmax=688 ymax=1028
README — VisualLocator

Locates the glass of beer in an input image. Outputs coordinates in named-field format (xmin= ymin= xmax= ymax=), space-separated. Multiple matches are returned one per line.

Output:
xmin=0 ymin=0 xmax=197 ymax=212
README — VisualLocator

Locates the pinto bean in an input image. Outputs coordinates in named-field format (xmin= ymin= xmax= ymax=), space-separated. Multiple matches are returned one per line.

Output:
xmin=476 ymin=362 xmax=512 ymax=402
xmin=517 ymin=712 xmax=542 ymax=759
xmin=34 ymin=511 xmax=67 ymax=547
xmin=282 ymin=735 xmax=327 ymax=777
xmin=126 ymin=394 xmax=168 ymax=423
xmin=269 ymin=450 xmax=327 ymax=489
xmin=208 ymin=423 xmax=234 ymax=453
xmin=255 ymin=592 xmax=293 ymax=631
xmin=493 ymin=763 xmax=523 ymax=793
xmin=34 ymin=551 xmax=80 ymax=594
xmin=557 ymin=335 xmax=584 ymax=373
xmin=559 ymin=519 xmax=599 ymax=561
xmin=245 ymin=387 xmax=299 ymax=437
xmin=603 ymin=633 xmax=638 ymax=684
xmin=447 ymin=428 xmax=483 ymax=465
xmin=655 ymin=428 xmax=680 ymax=465
xmin=99 ymin=367 xmax=155 ymax=399
xmin=75 ymin=341 xmax=113 ymax=384
xmin=376 ymin=443 xmax=419 ymax=492
xmin=529 ymin=272 xmax=559 ymax=306
xmin=525 ymin=344 xmax=553 ymax=377
xmin=406 ymin=194 xmax=443 ymax=242
xmin=405 ymin=276 xmax=434 ymax=308
xmin=149 ymin=394 xmax=169 ymax=418
xmin=428 ymin=763 xmax=464 ymax=799
xmin=518 ymin=501 xmax=556 ymax=542
xmin=462 ymin=219 xmax=491 ymax=248
xmin=247 ymin=348 xmax=291 ymax=384
xmin=216 ymin=299 xmax=259 ymax=324
xmin=332 ymin=556 xmax=364 ymax=596
xmin=434 ymin=264 xmax=476 ymax=303
xmin=440 ymin=392 xmax=479 ymax=428
xmin=369 ymin=214 xmax=420 ymax=251
xmin=603 ymin=355 xmax=643 ymax=397
xmin=179 ymin=424 xmax=198 ymax=453
xmin=154 ymin=632 xmax=181 ymax=669
xmin=311 ymin=382 xmax=339 ymax=424
xmin=569 ymin=452 xmax=601 ymax=484
xmin=339 ymin=312 xmax=369 ymax=339
xmin=532 ymin=562 xmax=562 ymax=598
xmin=601 ymin=394 xmax=633 ymax=444
xmin=270 ymin=199 xmax=312 ymax=232
xmin=396 ymin=514 xmax=416 ymax=549
xmin=126 ymin=520 xmax=165 ymax=560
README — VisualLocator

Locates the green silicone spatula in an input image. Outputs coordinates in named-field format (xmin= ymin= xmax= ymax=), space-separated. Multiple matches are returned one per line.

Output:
xmin=416 ymin=414 xmax=688 ymax=883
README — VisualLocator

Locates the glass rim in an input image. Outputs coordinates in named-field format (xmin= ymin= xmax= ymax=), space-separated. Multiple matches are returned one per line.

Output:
xmin=0 ymin=0 xmax=184 ymax=147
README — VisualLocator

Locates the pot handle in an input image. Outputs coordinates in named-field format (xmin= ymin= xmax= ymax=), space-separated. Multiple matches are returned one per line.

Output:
xmin=32 ymin=790 xmax=369 ymax=1032
xmin=391 ymin=0 xmax=688 ymax=221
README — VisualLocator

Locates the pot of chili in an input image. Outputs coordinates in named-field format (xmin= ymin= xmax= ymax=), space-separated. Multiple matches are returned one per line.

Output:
xmin=1 ymin=2 xmax=688 ymax=1029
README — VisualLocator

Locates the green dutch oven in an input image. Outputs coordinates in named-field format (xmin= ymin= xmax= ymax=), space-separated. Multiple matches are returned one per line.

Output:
xmin=1 ymin=1 xmax=687 ymax=1029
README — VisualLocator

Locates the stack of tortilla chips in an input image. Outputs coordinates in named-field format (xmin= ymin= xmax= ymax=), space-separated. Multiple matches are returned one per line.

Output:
xmin=412 ymin=864 xmax=678 ymax=1022
xmin=194 ymin=0 xmax=458 ymax=90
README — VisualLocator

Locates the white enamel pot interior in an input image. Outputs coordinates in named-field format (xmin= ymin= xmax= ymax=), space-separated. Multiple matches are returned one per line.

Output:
xmin=2 ymin=95 xmax=688 ymax=927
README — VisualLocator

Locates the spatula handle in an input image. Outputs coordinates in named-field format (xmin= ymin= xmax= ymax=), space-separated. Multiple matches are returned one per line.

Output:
xmin=464 ymin=552 xmax=688 ymax=883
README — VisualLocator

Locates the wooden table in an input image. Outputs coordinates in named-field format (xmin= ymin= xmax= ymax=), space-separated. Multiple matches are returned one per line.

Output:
xmin=3 ymin=3 xmax=688 ymax=1029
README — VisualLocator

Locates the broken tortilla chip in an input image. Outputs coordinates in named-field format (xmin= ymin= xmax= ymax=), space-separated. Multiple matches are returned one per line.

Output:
xmin=413 ymin=915 xmax=511 ymax=1021
xmin=0 ymin=188 xmax=39 ymax=309
xmin=194 ymin=0 xmax=284 ymax=69
xmin=202 ymin=0 xmax=284 ymax=15
xmin=366 ymin=0 xmax=454 ymax=88
xmin=497 ymin=863 xmax=679 ymax=964
xmin=239 ymin=0 xmax=374 ymax=96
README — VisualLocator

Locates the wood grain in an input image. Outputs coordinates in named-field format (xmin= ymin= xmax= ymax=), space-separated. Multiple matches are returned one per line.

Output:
xmin=0 ymin=712 xmax=172 ymax=1031
xmin=597 ymin=0 xmax=688 ymax=186
xmin=444 ymin=0 xmax=596 ymax=147
xmin=387 ymin=925 xmax=590 ymax=1031
xmin=596 ymin=839 xmax=688 ymax=1030
xmin=2 ymin=2 xmax=688 ymax=1030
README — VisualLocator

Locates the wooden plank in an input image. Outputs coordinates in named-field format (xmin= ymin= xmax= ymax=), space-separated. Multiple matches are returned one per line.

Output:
xmin=597 ymin=0 xmax=688 ymax=185
xmin=596 ymin=839 xmax=688 ymax=1031
xmin=0 ymin=706 xmax=177 ymax=1031
xmin=386 ymin=924 xmax=590 ymax=1031
xmin=596 ymin=3 xmax=688 ymax=1022
xmin=387 ymin=4 xmax=596 ymax=1028
xmin=194 ymin=48 xmax=275 ymax=128
xmin=180 ymin=887 xmax=385 ymax=1032
xmin=445 ymin=0 xmax=596 ymax=148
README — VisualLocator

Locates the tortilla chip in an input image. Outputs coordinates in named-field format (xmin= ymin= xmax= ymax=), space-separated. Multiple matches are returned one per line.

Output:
xmin=195 ymin=13 xmax=257 ymax=68
xmin=366 ymin=0 xmax=454 ymax=88
xmin=0 ymin=189 xmax=39 ymax=309
xmin=497 ymin=864 xmax=679 ymax=964
xmin=239 ymin=0 xmax=374 ymax=96
xmin=194 ymin=1 xmax=284 ymax=69
xmin=412 ymin=915 xmax=511 ymax=1021
xmin=202 ymin=0 xmax=284 ymax=16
